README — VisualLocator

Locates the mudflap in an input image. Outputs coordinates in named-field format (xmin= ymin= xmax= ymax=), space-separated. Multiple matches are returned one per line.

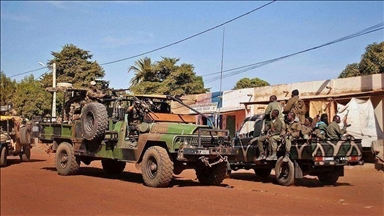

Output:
xmin=294 ymin=160 xmax=303 ymax=179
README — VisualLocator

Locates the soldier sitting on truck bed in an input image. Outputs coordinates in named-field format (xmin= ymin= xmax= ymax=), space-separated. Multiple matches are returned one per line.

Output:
xmin=326 ymin=115 xmax=349 ymax=140
xmin=254 ymin=109 xmax=283 ymax=161
xmin=282 ymin=112 xmax=301 ymax=162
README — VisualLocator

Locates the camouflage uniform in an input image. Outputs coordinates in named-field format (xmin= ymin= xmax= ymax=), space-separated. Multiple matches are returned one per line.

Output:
xmin=255 ymin=118 xmax=283 ymax=161
xmin=283 ymin=95 xmax=307 ymax=124
xmin=284 ymin=119 xmax=301 ymax=158
xmin=326 ymin=121 xmax=346 ymax=140
xmin=301 ymin=124 xmax=312 ymax=139
xmin=86 ymin=88 xmax=105 ymax=103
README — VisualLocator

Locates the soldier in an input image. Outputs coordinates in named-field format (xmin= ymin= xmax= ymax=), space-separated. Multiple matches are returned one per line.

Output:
xmin=283 ymin=89 xmax=306 ymax=124
xmin=301 ymin=116 xmax=313 ymax=139
xmin=326 ymin=115 xmax=348 ymax=140
xmin=254 ymin=109 xmax=283 ymax=161
xmin=283 ymin=111 xmax=301 ymax=162
xmin=265 ymin=95 xmax=284 ymax=125
xmin=86 ymin=81 xmax=106 ymax=103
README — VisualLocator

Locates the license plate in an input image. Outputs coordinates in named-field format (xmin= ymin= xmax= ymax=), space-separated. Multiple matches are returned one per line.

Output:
xmin=197 ymin=150 xmax=210 ymax=155
xmin=324 ymin=157 xmax=334 ymax=161
xmin=339 ymin=157 xmax=347 ymax=161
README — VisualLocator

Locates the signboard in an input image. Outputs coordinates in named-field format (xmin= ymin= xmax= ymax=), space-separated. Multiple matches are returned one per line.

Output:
xmin=190 ymin=103 xmax=218 ymax=114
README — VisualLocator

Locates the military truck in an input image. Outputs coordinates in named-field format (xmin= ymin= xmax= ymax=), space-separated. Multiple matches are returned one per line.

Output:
xmin=229 ymin=114 xmax=363 ymax=186
xmin=35 ymin=84 xmax=236 ymax=187
xmin=0 ymin=107 xmax=32 ymax=167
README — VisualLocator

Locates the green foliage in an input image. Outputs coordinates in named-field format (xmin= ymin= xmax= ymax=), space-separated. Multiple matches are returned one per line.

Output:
xmin=129 ymin=57 xmax=209 ymax=95
xmin=41 ymin=44 xmax=105 ymax=88
xmin=359 ymin=41 xmax=384 ymax=75
xmin=232 ymin=77 xmax=270 ymax=90
xmin=338 ymin=63 xmax=361 ymax=78
xmin=12 ymin=75 xmax=52 ymax=118
xmin=339 ymin=41 xmax=383 ymax=78
xmin=0 ymin=71 xmax=17 ymax=106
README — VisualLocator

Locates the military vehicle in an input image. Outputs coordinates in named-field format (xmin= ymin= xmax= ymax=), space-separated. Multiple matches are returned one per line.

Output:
xmin=0 ymin=106 xmax=32 ymax=167
xmin=35 ymin=83 xmax=236 ymax=187
xmin=229 ymin=114 xmax=363 ymax=186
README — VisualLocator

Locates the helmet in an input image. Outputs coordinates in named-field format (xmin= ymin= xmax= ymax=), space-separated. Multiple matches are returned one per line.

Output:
xmin=90 ymin=81 xmax=96 ymax=86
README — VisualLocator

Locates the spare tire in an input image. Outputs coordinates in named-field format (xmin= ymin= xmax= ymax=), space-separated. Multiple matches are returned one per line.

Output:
xmin=81 ymin=102 xmax=108 ymax=141
xmin=20 ymin=126 xmax=31 ymax=145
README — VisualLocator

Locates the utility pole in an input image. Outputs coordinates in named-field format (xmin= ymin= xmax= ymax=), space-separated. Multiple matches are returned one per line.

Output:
xmin=217 ymin=28 xmax=225 ymax=129
xmin=52 ymin=62 xmax=57 ymax=122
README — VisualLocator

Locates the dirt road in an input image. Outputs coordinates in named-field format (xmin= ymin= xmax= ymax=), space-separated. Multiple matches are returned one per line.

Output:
xmin=1 ymin=147 xmax=383 ymax=216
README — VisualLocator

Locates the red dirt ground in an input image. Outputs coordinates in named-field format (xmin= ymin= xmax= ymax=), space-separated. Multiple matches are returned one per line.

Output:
xmin=1 ymin=147 xmax=383 ymax=216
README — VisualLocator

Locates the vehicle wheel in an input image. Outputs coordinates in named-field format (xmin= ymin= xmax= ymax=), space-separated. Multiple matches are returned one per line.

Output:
xmin=141 ymin=146 xmax=174 ymax=187
xmin=81 ymin=102 xmax=108 ymax=141
xmin=317 ymin=172 xmax=339 ymax=185
xmin=254 ymin=168 xmax=272 ymax=179
xmin=55 ymin=142 xmax=80 ymax=175
xmin=20 ymin=145 xmax=31 ymax=162
xmin=102 ymin=159 xmax=126 ymax=175
xmin=19 ymin=126 xmax=31 ymax=145
xmin=275 ymin=157 xmax=295 ymax=186
xmin=195 ymin=162 xmax=227 ymax=185
xmin=0 ymin=146 xmax=8 ymax=167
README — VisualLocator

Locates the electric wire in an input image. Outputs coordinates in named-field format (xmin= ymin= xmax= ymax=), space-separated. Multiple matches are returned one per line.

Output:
xmin=203 ymin=22 xmax=384 ymax=83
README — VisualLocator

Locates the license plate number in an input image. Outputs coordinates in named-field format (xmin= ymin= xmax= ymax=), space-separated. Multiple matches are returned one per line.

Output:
xmin=324 ymin=157 xmax=334 ymax=160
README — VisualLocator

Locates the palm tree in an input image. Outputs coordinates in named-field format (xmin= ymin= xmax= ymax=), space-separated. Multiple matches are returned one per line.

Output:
xmin=128 ymin=57 xmax=153 ymax=87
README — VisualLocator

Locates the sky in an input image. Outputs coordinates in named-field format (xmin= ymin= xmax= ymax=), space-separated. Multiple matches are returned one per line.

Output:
xmin=1 ymin=1 xmax=383 ymax=92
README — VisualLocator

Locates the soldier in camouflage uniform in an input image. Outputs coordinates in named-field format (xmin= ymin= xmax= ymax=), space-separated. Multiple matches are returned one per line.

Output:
xmin=283 ymin=111 xmax=301 ymax=162
xmin=283 ymin=89 xmax=307 ymax=124
xmin=301 ymin=116 xmax=313 ymax=139
xmin=265 ymin=95 xmax=285 ymax=126
xmin=326 ymin=115 xmax=348 ymax=140
xmin=86 ymin=81 xmax=106 ymax=103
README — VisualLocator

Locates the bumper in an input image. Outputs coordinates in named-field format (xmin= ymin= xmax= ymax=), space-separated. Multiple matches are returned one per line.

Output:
xmin=182 ymin=146 xmax=238 ymax=156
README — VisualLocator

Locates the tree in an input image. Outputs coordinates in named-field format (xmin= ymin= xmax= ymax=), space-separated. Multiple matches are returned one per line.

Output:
xmin=232 ymin=77 xmax=270 ymax=90
xmin=338 ymin=63 xmax=361 ymax=78
xmin=129 ymin=57 xmax=209 ymax=95
xmin=12 ymin=75 xmax=52 ymax=118
xmin=359 ymin=41 xmax=384 ymax=75
xmin=339 ymin=41 xmax=383 ymax=78
xmin=41 ymin=44 xmax=105 ymax=88
xmin=0 ymin=71 xmax=17 ymax=106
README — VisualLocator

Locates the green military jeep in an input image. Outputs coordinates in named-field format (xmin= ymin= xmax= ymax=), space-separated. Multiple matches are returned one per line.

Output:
xmin=36 ymin=85 xmax=236 ymax=187
xmin=230 ymin=114 xmax=363 ymax=186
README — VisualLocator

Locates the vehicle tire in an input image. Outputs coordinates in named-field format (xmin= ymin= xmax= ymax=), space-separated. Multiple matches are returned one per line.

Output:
xmin=101 ymin=159 xmax=126 ymax=175
xmin=195 ymin=162 xmax=227 ymax=186
xmin=254 ymin=168 xmax=272 ymax=179
xmin=81 ymin=102 xmax=108 ymax=141
xmin=55 ymin=142 xmax=80 ymax=175
xmin=141 ymin=146 xmax=174 ymax=187
xmin=19 ymin=126 xmax=31 ymax=145
xmin=317 ymin=172 xmax=339 ymax=185
xmin=275 ymin=157 xmax=295 ymax=186
xmin=20 ymin=145 xmax=31 ymax=162
xmin=0 ymin=146 xmax=8 ymax=167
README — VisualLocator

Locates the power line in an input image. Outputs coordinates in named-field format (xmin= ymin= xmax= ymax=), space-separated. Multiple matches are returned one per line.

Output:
xmin=6 ymin=1 xmax=276 ymax=78
xmin=9 ymin=67 xmax=47 ymax=78
xmin=204 ymin=22 xmax=384 ymax=83
xmin=100 ymin=0 xmax=276 ymax=66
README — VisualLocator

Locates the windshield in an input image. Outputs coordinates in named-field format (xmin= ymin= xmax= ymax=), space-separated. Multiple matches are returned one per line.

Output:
xmin=239 ymin=120 xmax=256 ymax=135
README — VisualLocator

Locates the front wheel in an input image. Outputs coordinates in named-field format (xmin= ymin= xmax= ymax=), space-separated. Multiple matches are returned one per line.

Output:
xmin=55 ymin=142 xmax=80 ymax=176
xmin=141 ymin=146 xmax=174 ymax=188
xmin=317 ymin=172 xmax=339 ymax=185
xmin=102 ymin=159 xmax=126 ymax=175
xmin=0 ymin=146 xmax=8 ymax=167
xmin=195 ymin=162 xmax=227 ymax=185
xmin=275 ymin=157 xmax=295 ymax=186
